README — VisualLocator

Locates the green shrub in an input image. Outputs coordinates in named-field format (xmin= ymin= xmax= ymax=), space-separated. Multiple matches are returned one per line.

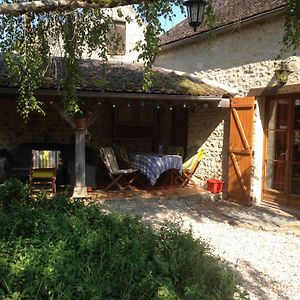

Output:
xmin=0 ymin=194 xmax=246 ymax=300
xmin=0 ymin=178 xmax=31 ymax=212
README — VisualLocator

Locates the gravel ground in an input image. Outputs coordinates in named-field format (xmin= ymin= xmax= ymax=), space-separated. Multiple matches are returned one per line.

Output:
xmin=94 ymin=195 xmax=300 ymax=300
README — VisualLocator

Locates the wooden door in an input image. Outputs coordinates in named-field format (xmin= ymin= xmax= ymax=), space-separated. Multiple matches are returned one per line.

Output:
xmin=228 ymin=97 xmax=255 ymax=205
xmin=263 ymin=96 xmax=300 ymax=209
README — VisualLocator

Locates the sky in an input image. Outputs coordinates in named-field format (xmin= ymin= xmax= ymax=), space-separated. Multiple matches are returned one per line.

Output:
xmin=159 ymin=5 xmax=186 ymax=32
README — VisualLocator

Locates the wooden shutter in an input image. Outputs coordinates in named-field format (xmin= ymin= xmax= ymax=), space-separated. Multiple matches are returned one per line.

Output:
xmin=228 ymin=97 xmax=255 ymax=206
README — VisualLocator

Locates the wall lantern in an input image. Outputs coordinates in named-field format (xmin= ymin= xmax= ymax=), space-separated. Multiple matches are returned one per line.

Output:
xmin=184 ymin=0 xmax=208 ymax=32
xmin=275 ymin=62 xmax=292 ymax=85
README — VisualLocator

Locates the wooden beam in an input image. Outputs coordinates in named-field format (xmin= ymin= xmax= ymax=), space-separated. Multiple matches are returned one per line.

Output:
xmin=50 ymin=101 xmax=76 ymax=129
xmin=86 ymin=104 xmax=107 ymax=128
xmin=229 ymin=152 xmax=249 ymax=196
xmin=248 ymin=83 xmax=300 ymax=97
xmin=0 ymin=0 xmax=153 ymax=15
xmin=232 ymin=108 xmax=250 ymax=151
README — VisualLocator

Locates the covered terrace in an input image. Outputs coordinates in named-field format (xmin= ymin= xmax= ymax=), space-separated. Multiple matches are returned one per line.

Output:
xmin=0 ymin=59 xmax=233 ymax=197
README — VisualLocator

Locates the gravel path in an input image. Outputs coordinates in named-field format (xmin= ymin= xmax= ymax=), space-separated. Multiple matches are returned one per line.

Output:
xmin=95 ymin=196 xmax=300 ymax=300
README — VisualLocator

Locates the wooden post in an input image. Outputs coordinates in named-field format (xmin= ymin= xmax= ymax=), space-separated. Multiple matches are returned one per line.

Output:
xmin=50 ymin=101 xmax=106 ymax=198
xmin=72 ymin=126 xmax=88 ymax=198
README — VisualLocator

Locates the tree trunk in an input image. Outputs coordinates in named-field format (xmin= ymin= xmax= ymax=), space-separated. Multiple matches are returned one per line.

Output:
xmin=0 ymin=0 xmax=151 ymax=15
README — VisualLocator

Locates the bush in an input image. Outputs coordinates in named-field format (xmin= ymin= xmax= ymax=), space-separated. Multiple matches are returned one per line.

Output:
xmin=0 ymin=194 xmax=246 ymax=300
xmin=0 ymin=178 xmax=31 ymax=211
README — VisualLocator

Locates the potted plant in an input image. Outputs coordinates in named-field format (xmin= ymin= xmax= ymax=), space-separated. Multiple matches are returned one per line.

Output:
xmin=74 ymin=110 xmax=87 ymax=130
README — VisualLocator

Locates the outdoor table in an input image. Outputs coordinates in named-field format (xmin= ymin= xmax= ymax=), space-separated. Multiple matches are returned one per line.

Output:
xmin=129 ymin=153 xmax=182 ymax=186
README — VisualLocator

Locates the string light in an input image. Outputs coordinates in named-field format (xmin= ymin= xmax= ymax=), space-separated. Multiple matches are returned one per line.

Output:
xmin=141 ymin=101 xmax=144 ymax=107
xmin=112 ymin=104 xmax=116 ymax=108
xmin=127 ymin=103 xmax=131 ymax=107
xmin=156 ymin=104 xmax=160 ymax=109
xmin=98 ymin=101 xmax=102 ymax=105
xmin=169 ymin=105 xmax=173 ymax=111
xmin=183 ymin=103 xmax=186 ymax=108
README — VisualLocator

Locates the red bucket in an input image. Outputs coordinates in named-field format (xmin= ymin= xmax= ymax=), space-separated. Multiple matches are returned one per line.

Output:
xmin=207 ymin=179 xmax=224 ymax=193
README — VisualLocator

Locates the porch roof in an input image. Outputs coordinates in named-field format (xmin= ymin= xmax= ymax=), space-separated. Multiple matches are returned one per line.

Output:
xmin=0 ymin=59 xmax=230 ymax=98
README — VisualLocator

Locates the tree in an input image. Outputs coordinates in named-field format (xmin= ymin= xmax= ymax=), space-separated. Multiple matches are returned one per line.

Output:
xmin=0 ymin=0 xmax=299 ymax=119
xmin=0 ymin=0 xmax=188 ymax=119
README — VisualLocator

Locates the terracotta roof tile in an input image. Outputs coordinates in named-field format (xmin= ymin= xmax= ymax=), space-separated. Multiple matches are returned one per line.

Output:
xmin=0 ymin=58 xmax=227 ymax=97
xmin=161 ymin=0 xmax=288 ymax=45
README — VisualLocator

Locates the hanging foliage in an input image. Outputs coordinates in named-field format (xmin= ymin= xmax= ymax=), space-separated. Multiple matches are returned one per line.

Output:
xmin=0 ymin=0 xmax=189 ymax=119
xmin=284 ymin=0 xmax=300 ymax=49
xmin=0 ymin=0 xmax=299 ymax=119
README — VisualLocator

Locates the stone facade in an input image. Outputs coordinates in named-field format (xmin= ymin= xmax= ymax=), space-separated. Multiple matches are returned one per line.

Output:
xmin=88 ymin=6 xmax=146 ymax=64
xmin=155 ymin=14 xmax=300 ymax=203
xmin=156 ymin=16 xmax=300 ymax=94
xmin=187 ymin=105 xmax=229 ymax=195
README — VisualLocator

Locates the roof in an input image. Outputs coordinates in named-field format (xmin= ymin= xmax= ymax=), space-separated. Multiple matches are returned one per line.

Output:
xmin=0 ymin=58 xmax=228 ymax=97
xmin=161 ymin=0 xmax=288 ymax=46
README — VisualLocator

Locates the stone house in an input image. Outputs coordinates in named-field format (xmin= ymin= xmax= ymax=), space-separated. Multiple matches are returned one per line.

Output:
xmin=155 ymin=0 xmax=300 ymax=208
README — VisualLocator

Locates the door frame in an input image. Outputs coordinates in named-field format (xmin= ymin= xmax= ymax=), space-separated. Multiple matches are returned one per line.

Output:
xmin=263 ymin=93 xmax=300 ymax=208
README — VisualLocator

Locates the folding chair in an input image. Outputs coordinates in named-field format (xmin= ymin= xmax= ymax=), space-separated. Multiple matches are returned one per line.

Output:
xmin=99 ymin=147 xmax=138 ymax=190
xmin=112 ymin=143 xmax=131 ymax=168
xmin=29 ymin=150 xmax=60 ymax=193
xmin=29 ymin=168 xmax=57 ymax=193
xmin=176 ymin=148 xmax=205 ymax=188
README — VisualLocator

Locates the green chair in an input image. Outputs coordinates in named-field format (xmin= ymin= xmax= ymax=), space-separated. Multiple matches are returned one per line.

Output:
xmin=99 ymin=147 xmax=138 ymax=190
xmin=176 ymin=148 xmax=205 ymax=188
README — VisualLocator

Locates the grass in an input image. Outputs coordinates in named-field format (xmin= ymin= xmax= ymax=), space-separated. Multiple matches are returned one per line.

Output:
xmin=0 ymin=178 xmax=247 ymax=299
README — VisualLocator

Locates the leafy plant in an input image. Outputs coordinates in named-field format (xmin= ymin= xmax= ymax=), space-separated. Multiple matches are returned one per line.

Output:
xmin=0 ymin=192 xmax=247 ymax=299
xmin=0 ymin=177 xmax=31 ymax=212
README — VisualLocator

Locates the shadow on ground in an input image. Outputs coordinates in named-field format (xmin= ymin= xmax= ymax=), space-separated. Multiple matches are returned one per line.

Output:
xmin=91 ymin=186 xmax=300 ymax=235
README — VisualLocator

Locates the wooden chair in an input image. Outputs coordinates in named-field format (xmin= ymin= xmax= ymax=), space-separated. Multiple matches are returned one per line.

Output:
xmin=99 ymin=147 xmax=138 ymax=190
xmin=176 ymin=149 xmax=205 ymax=188
xmin=112 ymin=143 xmax=131 ymax=168
xmin=29 ymin=167 xmax=57 ymax=193
xmin=29 ymin=150 xmax=60 ymax=193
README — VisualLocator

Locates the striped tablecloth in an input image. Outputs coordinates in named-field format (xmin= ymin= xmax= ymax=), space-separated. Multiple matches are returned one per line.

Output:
xmin=129 ymin=153 xmax=182 ymax=185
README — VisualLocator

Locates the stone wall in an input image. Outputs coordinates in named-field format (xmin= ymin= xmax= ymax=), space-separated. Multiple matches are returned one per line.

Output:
xmin=188 ymin=105 xmax=230 ymax=195
xmin=0 ymin=95 xmax=175 ymax=157
xmin=0 ymin=96 xmax=112 ymax=151
xmin=155 ymin=14 xmax=300 ymax=202
xmin=87 ymin=6 xmax=146 ymax=64
xmin=156 ymin=16 xmax=300 ymax=94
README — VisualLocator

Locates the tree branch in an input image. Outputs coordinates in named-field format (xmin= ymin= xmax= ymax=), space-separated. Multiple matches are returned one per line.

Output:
xmin=0 ymin=0 xmax=151 ymax=15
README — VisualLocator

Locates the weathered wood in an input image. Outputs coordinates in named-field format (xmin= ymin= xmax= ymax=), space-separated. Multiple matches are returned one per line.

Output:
xmin=248 ymin=83 xmax=300 ymax=97
xmin=50 ymin=101 xmax=76 ymax=129
xmin=86 ymin=104 xmax=107 ymax=128
xmin=0 ymin=0 xmax=153 ymax=15
xmin=72 ymin=128 xmax=88 ymax=198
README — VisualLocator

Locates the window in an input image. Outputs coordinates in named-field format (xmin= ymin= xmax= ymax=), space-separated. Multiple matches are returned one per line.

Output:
xmin=107 ymin=21 xmax=126 ymax=56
